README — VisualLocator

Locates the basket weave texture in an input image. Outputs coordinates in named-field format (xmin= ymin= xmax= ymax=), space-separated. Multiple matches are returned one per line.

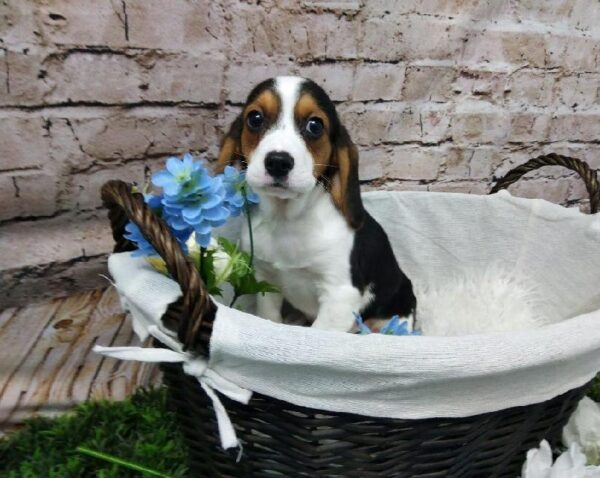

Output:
xmin=101 ymin=154 xmax=598 ymax=477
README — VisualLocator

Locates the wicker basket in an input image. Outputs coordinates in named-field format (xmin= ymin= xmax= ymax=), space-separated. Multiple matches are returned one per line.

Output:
xmin=101 ymin=154 xmax=599 ymax=478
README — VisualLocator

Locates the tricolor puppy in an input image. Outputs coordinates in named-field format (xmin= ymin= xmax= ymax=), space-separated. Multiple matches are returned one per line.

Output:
xmin=216 ymin=76 xmax=416 ymax=331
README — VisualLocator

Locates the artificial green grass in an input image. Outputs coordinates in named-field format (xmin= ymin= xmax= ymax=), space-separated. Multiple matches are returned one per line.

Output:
xmin=2 ymin=376 xmax=599 ymax=477
xmin=0 ymin=388 xmax=187 ymax=478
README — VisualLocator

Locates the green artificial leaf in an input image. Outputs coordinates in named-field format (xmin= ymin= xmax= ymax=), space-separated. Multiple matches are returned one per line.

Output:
xmin=215 ymin=237 xmax=279 ymax=302
xmin=216 ymin=236 xmax=238 ymax=256
xmin=197 ymin=249 xmax=222 ymax=297
xmin=235 ymin=273 xmax=279 ymax=296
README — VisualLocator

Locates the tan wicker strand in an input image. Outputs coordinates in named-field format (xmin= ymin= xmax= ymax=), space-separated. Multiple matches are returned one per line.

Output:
xmin=100 ymin=180 xmax=216 ymax=355
xmin=490 ymin=153 xmax=599 ymax=214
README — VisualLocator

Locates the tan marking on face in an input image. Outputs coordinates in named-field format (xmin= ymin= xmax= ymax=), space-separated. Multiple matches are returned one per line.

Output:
xmin=215 ymin=136 xmax=238 ymax=173
xmin=294 ymin=94 xmax=332 ymax=178
xmin=241 ymin=89 xmax=280 ymax=161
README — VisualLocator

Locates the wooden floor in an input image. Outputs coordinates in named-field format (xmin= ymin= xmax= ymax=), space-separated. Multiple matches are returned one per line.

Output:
xmin=0 ymin=288 xmax=160 ymax=437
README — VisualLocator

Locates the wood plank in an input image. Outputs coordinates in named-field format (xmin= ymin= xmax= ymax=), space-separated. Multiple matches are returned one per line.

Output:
xmin=47 ymin=287 xmax=125 ymax=408
xmin=1 ymin=290 xmax=102 ymax=427
xmin=89 ymin=294 xmax=159 ymax=401
xmin=0 ymin=307 xmax=18 ymax=331
xmin=0 ymin=300 xmax=61 ymax=424
xmin=103 ymin=325 xmax=161 ymax=402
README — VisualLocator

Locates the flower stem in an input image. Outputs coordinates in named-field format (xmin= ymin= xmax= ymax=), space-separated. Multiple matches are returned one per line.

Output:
xmin=76 ymin=446 xmax=171 ymax=478
xmin=243 ymin=194 xmax=255 ymax=268
xmin=230 ymin=192 xmax=255 ymax=309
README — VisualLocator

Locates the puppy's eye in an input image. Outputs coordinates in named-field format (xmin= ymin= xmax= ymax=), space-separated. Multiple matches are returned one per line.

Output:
xmin=247 ymin=110 xmax=264 ymax=131
xmin=304 ymin=117 xmax=324 ymax=139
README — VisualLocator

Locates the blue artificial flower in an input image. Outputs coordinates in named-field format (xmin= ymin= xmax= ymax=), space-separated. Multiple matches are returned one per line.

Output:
xmin=152 ymin=154 xmax=200 ymax=196
xmin=222 ymin=165 xmax=260 ymax=217
xmin=124 ymin=221 xmax=191 ymax=257
xmin=353 ymin=313 xmax=421 ymax=336
xmin=353 ymin=312 xmax=372 ymax=335
xmin=152 ymin=154 xmax=231 ymax=248
xmin=380 ymin=315 xmax=407 ymax=335
xmin=144 ymin=193 xmax=163 ymax=212
xmin=124 ymin=222 xmax=158 ymax=257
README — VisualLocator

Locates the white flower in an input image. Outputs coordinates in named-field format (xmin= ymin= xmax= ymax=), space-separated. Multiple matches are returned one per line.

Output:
xmin=186 ymin=234 xmax=233 ymax=285
xmin=213 ymin=247 xmax=232 ymax=283
xmin=185 ymin=233 xmax=204 ymax=257
xmin=521 ymin=440 xmax=600 ymax=478
xmin=563 ymin=397 xmax=600 ymax=466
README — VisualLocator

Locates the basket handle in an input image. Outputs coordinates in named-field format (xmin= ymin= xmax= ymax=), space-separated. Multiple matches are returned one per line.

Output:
xmin=490 ymin=153 xmax=599 ymax=214
xmin=101 ymin=180 xmax=216 ymax=355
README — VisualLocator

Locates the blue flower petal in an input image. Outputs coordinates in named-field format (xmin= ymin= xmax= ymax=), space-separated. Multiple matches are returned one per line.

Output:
xmin=192 ymin=222 xmax=212 ymax=234
xmin=166 ymin=156 xmax=185 ymax=176
xmin=195 ymin=231 xmax=212 ymax=248
xmin=203 ymin=205 xmax=230 ymax=221
xmin=200 ymin=190 xmax=224 ymax=210
xmin=246 ymin=190 xmax=260 ymax=204
xmin=353 ymin=312 xmax=372 ymax=335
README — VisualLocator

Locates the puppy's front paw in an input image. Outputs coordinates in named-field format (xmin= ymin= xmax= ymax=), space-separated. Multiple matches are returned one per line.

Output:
xmin=312 ymin=306 xmax=356 ymax=332
xmin=257 ymin=292 xmax=284 ymax=324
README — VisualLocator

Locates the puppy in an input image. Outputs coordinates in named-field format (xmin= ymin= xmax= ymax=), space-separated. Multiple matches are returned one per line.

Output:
xmin=216 ymin=76 xmax=416 ymax=331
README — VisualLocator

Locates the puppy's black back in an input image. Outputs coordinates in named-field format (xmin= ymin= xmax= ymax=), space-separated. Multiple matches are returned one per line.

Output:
xmin=350 ymin=212 xmax=416 ymax=319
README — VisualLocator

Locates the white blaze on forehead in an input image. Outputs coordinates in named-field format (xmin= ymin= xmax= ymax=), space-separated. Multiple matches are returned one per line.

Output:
xmin=274 ymin=76 xmax=304 ymax=128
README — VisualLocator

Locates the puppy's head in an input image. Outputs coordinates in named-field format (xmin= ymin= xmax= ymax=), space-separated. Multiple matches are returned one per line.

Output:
xmin=216 ymin=76 xmax=364 ymax=228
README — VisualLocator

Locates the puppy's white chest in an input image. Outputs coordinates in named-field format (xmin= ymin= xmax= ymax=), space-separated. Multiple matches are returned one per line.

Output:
xmin=250 ymin=194 xmax=352 ymax=270
xmin=243 ymin=193 xmax=356 ymax=316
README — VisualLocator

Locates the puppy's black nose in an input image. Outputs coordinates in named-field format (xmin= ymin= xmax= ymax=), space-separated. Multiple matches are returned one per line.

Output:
xmin=265 ymin=151 xmax=294 ymax=178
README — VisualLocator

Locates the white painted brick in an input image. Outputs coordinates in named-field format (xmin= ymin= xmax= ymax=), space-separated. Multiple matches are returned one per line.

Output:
xmin=361 ymin=16 xmax=465 ymax=62
xmin=0 ymin=172 xmax=58 ymax=221
xmin=452 ymin=102 xmax=511 ymax=145
xmin=402 ymin=65 xmax=457 ymax=102
xmin=549 ymin=110 xmax=600 ymax=143
xmin=509 ymin=112 xmax=551 ymax=143
xmin=0 ymin=1 xmax=40 ymax=45
xmin=65 ymin=159 xmax=163 ymax=211
xmin=384 ymin=146 xmax=443 ymax=180
xmin=420 ymin=103 xmax=452 ymax=144
xmin=509 ymin=177 xmax=571 ymax=204
xmin=0 ymin=116 xmax=50 ymax=171
xmin=452 ymin=70 xmax=508 ymax=102
xmin=506 ymin=71 xmax=557 ymax=108
xmin=46 ymin=52 xmax=144 ymax=104
xmin=64 ymin=108 xmax=219 ymax=162
xmin=352 ymin=63 xmax=405 ymax=101
xmin=142 ymin=53 xmax=225 ymax=104
xmin=357 ymin=148 xmax=385 ymax=181
xmin=462 ymin=29 xmax=547 ymax=68
xmin=126 ymin=0 xmax=227 ymax=52
xmin=555 ymin=74 xmax=600 ymax=109
xmin=363 ymin=1 xmax=511 ymax=18
xmin=428 ymin=180 xmax=489 ymax=194
xmin=230 ymin=8 xmax=358 ymax=59
xmin=33 ymin=0 xmax=128 ymax=48
xmin=0 ymin=48 xmax=56 ymax=107
xmin=225 ymin=63 xmax=297 ymax=104
xmin=299 ymin=63 xmax=355 ymax=101
xmin=339 ymin=103 xmax=422 ymax=145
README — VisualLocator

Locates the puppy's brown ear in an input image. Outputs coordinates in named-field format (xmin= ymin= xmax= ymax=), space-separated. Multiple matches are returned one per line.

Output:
xmin=214 ymin=114 xmax=243 ymax=173
xmin=331 ymin=125 xmax=365 ymax=229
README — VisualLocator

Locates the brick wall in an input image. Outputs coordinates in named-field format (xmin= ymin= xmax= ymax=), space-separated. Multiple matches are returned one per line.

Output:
xmin=1 ymin=0 xmax=599 ymax=306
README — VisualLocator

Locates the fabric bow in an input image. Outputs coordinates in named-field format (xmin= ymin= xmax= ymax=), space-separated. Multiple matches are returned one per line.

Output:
xmin=93 ymin=324 xmax=252 ymax=457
